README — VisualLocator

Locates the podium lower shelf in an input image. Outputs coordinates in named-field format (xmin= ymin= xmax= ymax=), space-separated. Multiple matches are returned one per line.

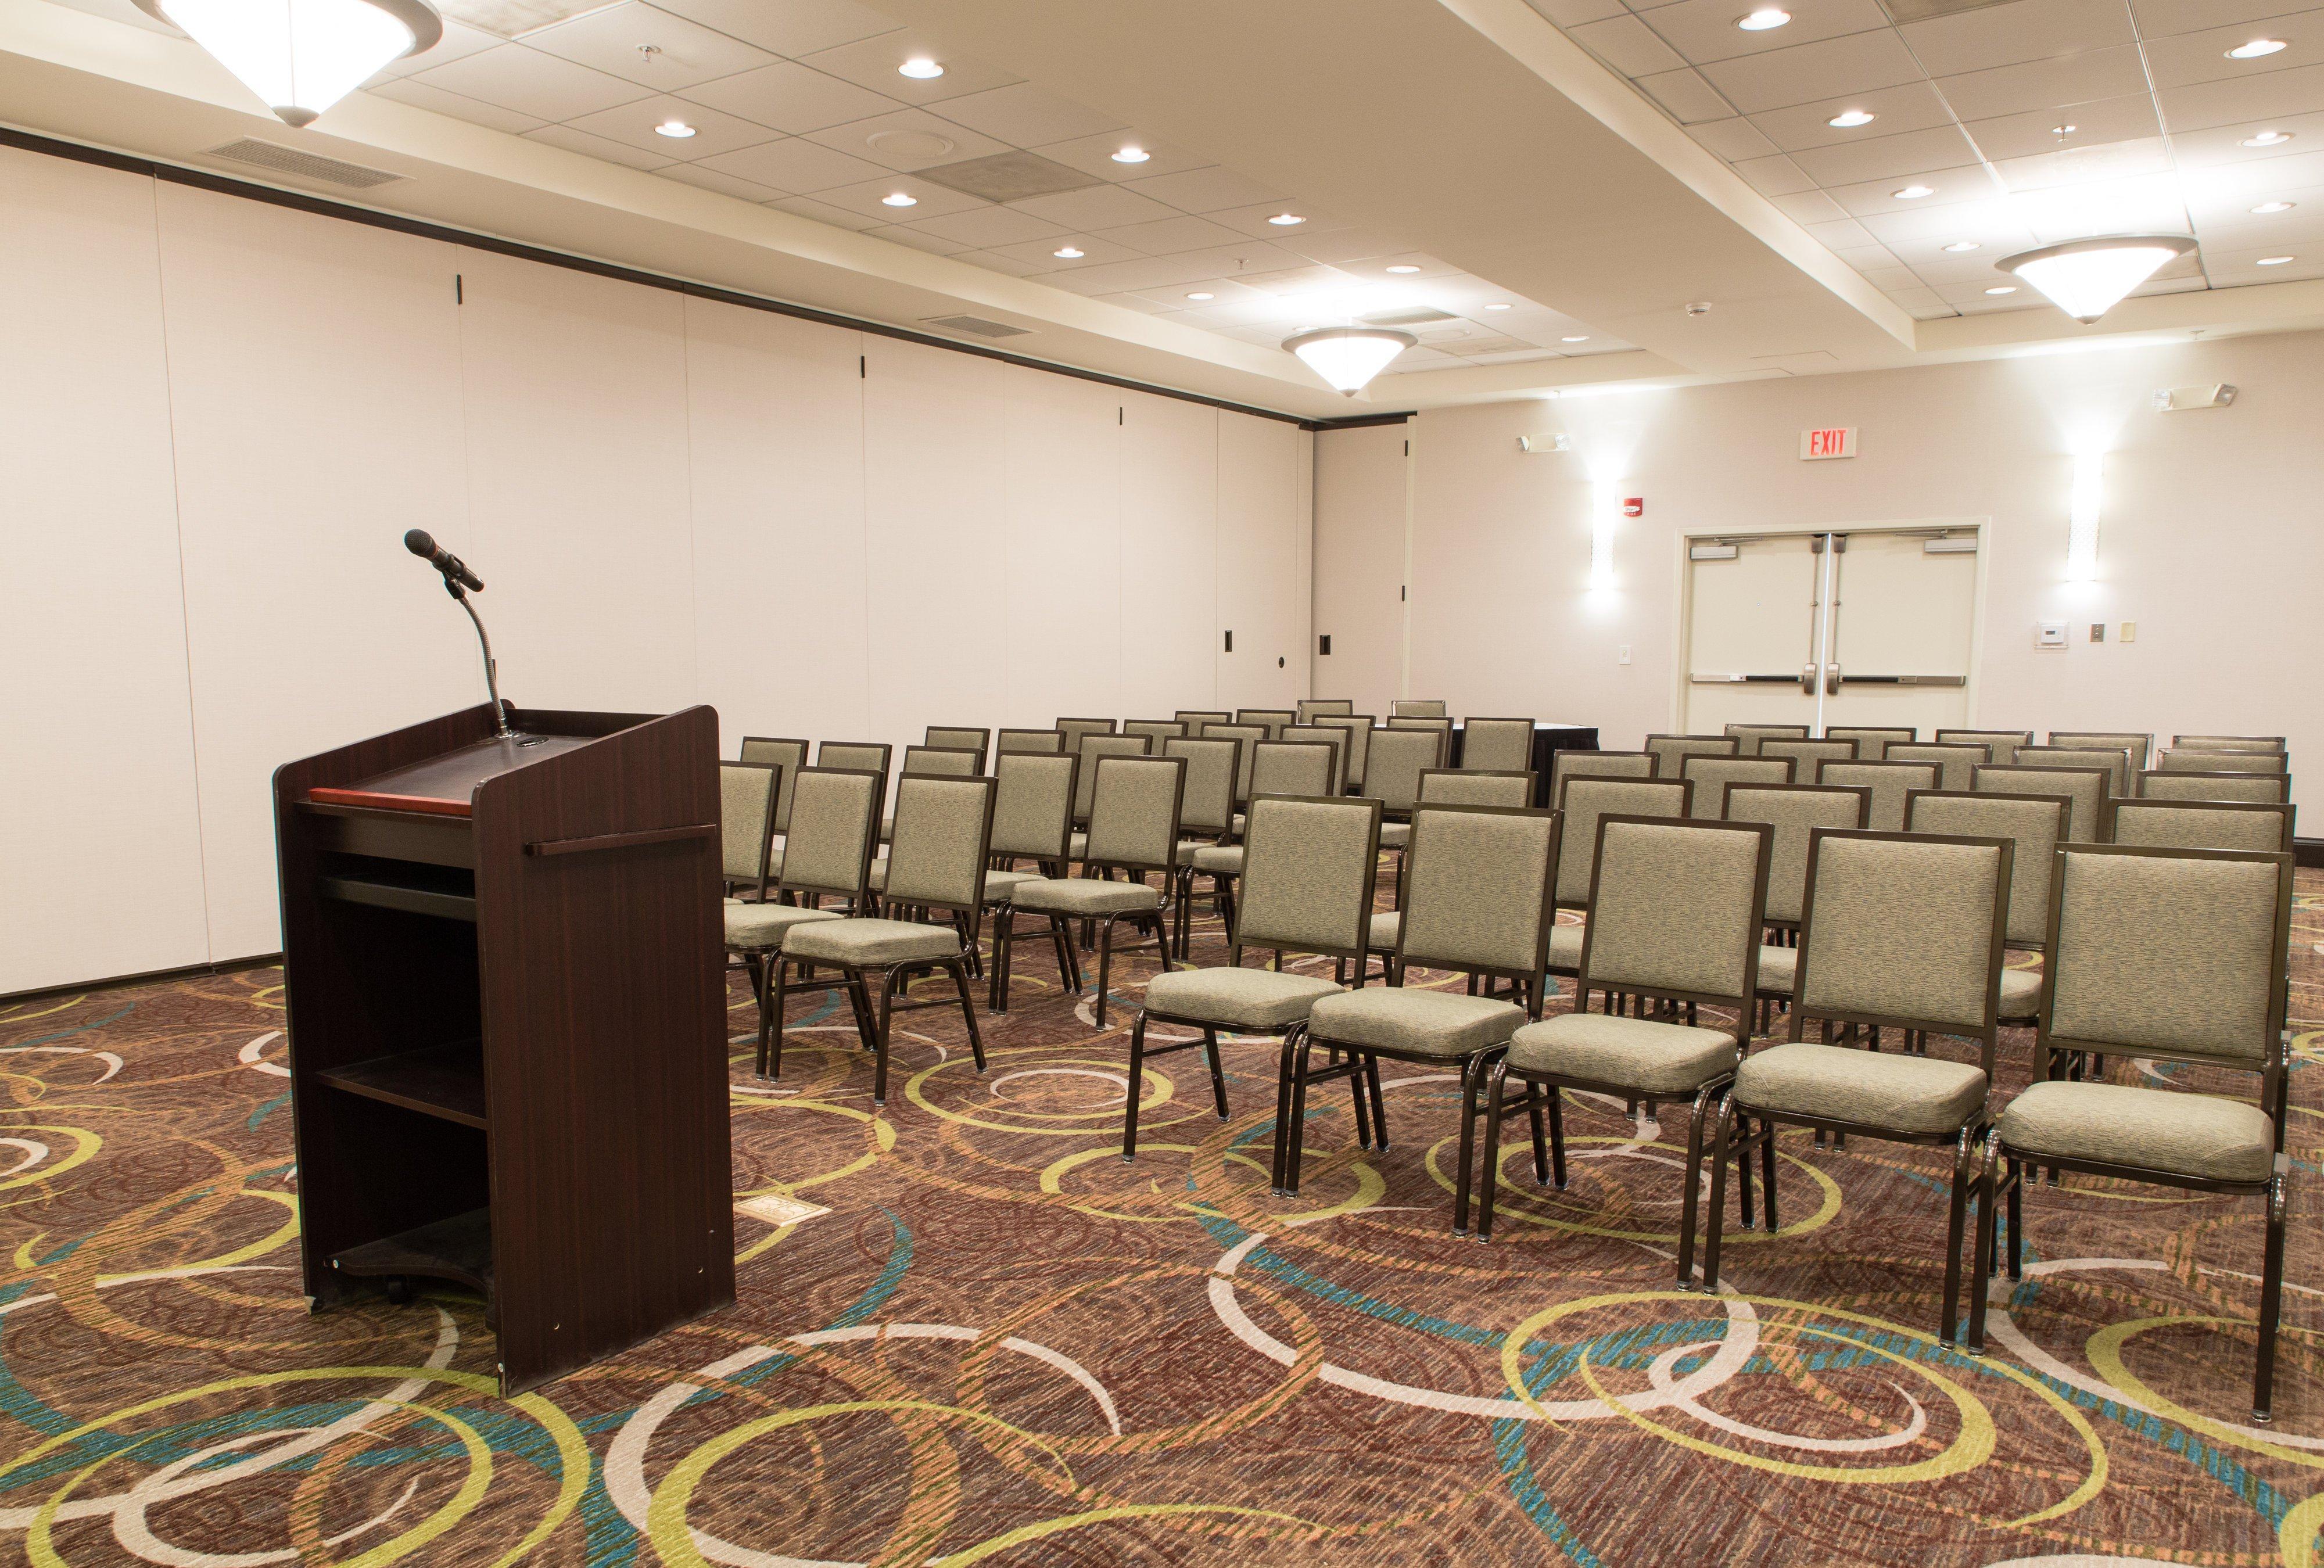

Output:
xmin=330 ymin=1208 xmax=493 ymax=1298
xmin=315 ymin=1042 xmax=487 ymax=1129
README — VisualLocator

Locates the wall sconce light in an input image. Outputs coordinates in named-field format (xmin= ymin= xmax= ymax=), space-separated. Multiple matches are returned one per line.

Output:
xmin=2067 ymin=450 xmax=2102 ymax=582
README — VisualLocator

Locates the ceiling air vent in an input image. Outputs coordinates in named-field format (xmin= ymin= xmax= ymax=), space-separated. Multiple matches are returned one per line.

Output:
xmin=916 ymin=151 xmax=1098 ymax=203
xmin=1363 ymin=306 xmax=1459 ymax=326
xmin=922 ymin=314 xmax=1033 ymax=339
xmin=206 ymin=139 xmax=407 ymax=189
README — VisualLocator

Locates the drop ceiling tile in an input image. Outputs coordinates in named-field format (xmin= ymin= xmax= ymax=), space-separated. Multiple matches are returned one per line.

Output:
xmin=2205 ymin=244 xmax=2324 ymax=281
xmin=865 ymin=224 xmax=970 ymax=255
xmin=812 ymin=174 xmax=991 ymax=220
xmin=2131 ymin=0 xmax=2304 ymax=38
xmin=1635 ymin=66 xmax=1737 ymax=121
xmin=654 ymin=162 xmax=784 ymax=201
xmin=934 ymin=81 xmax=1124 ymax=145
xmin=2159 ymin=64 xmax=2324 ymax=131
xmin=1120 ymin=166 xmax=1286 ymax=213
xmin=2171 ymin=109 xmax=2324 ymax=163
xmin=1568 ymin=13 xmax=1689 ymax=75
xmin=1030 ymin=133 xmax=1210 ymax=183
xmin=1856 ymin=198 xmax=2033 ymax=247
xmin=766 ymin=192 xmax=881 ymax=228
xmin=1158 ymin=241 xmax=1314 ymax=278
xmin=1698 ymin=30 xmax=1925 ymax=114
xmin=1749 ymin=80 xmax=1957 ymax=150
xmin=1934 ymin=277 xmax=2039 ymax=308
xmin=375 ymin=20 xmax=501 ymax=80
xmin=522 ymin=123 xmax=675 ymax=170
xmin=565 ymin=94 xmax=777 ymax=157
xmin=1095 ymin=214 xmax=1253 ymax=254
xmin=414 ymin=45 xmax=652 ymax=121
xmin=1091 ymin=289 xmax=1178 ymax=314
xmin=1994 ymin=137 xmax=2171 ymax=192
xmin=1771 ymin=188 xmax=1852 ymax=222
xmin=1524 ymin=0 xmax=1628 ymax=23
xmin=651 ymin=0 xmax=894 ymax=56
xmin=2129 ymin=272 xmax=2211 ymax=295
xmin=1200 ymin=201 xmax=1350 ymax=238
xmin=1885 ymin=285 xmax=1954 ymax=317
xmin=1037 ymin=254 xmax=1254 ymax=296
xmin=1277 ymin=228 xmax=1425 ymax=264
xmin=2009 ymin=170 xmax=2192 ymax=241
xmin=906 ymin=204 xmax=1071 ymax=247
xmin=1641 ymin=0 xmax=1891 ymax=67
xmin=959 ymin=250 xmax=1043 ymax=277
xmin=522 ymin=2 xmax=779 ymax=89
xmin=1689 ymin=117 xmax=1781 ymax=160
xmin=365 ymin=77 xmax=548 ymax=134
xmin=1790 ymin=124 xmax=1982 ymax=183
xmin=1734 ymin=153 xmax=1818 ymax=195
xmin=1335 ymin=253 xmax=1464 ymax=280
xmin=803 ymin=107 xmax=1010 ymax=171
xmin=2185 ymin=148 xmax=2324 ymax=199
xmin=678 ymin=60 xmax=899 ymax=132
xmin=1010 ymin=182 xmax=1178 ymax=229
xmin=1932 ymin=45 xmax=2151 ymax=121
xmin=1905 ymin=247 xmax=2014 ymax=283
xmin=1959 ymin=94 xmax=2160 ymax=160
xmin=2201 ymin=207 xmax=2324 ymax=249
xmin=1803 ymin=216 xmax=1877 ymax=247
xmin=1826 ymin=163 xmax=2005 ymax=216
xmin=1233 ymin=264 xmax=1349 ymax=295
xmin=986 ymin=234 xmax=1145 ymax=270
xmin=800 ymin=30 xmax=1020 ymax=103
xmin=698 ymin=135 xmax=888 ymax=191
xmin=1832 ymin=242 xmax=1900 ymax=267
xmin=1896 ymin=0 xmax=2134 ymax=77
xmin=1856 ymin=265 xmax=1923 ymax=292
xmin=2144 ymin=13 xmax=2324 ymax=90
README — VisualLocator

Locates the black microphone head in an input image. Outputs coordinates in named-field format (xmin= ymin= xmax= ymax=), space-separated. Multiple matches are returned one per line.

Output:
xmin=404 ymin=529 xmax=436 ymax=558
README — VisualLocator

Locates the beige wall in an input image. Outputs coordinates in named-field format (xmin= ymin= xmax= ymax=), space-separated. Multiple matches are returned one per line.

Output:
xmin=1316 ymin=332 xmax=2320 ymax=822
xmin=2 ymin=146 xmax=1312 ymax=992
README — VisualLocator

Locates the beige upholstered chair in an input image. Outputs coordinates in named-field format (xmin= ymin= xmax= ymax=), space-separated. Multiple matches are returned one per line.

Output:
xmin=2160 ymin=748 xmax=2289 ymax=775
xmin=925 ymin=726 xmax=989 ymax=768
xmin=1237 ymin=708 xmax=1296 ymax=738
xmin=737 ymin=767 xmax=881 ymax=1078
xmin=1937 ymin=729 xmax=2033 ymax=765
xmin=2111 ymin=798 xmax=2296 ymax=855
xmin=1723 ymin=722 xmax=1809 ymax=756
xmin=1969 ymin=844 xmax=2296 ymax=1422
xmin=776 ymin=775 xmax=994 ymax=1103
xmin=1645 ymin=734 xmax=1739 ymax=778
xmin=1175 ymin=709 xmax=1232 ymax=736
xmin=720 ymin=760 xmax=782 ymax=902
xmin=1364 ymin=726 xmax=1445 ymax=853
xmin=817 ymin=741 xmax=892 ymax=779
xmin=2136 ymin=769 xmax=2290 ymax=804
xmin=1297 ymin=698 xmax=1355 ymax=721
xmin=901 ymin=744 xmax=978 ymax=777
xmin=1168 ymin=735 xmax=1245 ymax=956
xmin=1124 ymin=719 xmax=1188 ymax=749
xmin=2174 ymin=734 xmax=2284 ymax=753
xmin=1814 ymin=759 xmax=1937 ymax=833
xmin=1549 ymin=751 xmax=1656 ymax=802
xmin=1760 ymin=737 xmax=1858 ymax=774
xmin=1974 ymin=763 xmax=2110 ymax=842
xmin=1072 ymin=733 xmax=1155 ymax=831
xmin=1708 ymin=828 xmax=2011 ymax=1337
xmin=2017 ymin=743 xmax=2134 ymax=798
xmin=1253 ymin=739 xmax=1337 ymax=799
xmin=1727 ymin=783 xmax=1868 ymax=1034
xmin=1057 ymin=717 xmax=1118 ymax=760
xmin=995 ymin=727 xmax=1064 ymax=755
xmin=1316 ymin=713 xmax=1375 ymax=794
xmin=1885 ymin=742 xmax=1989 ymax=793
xmin=982 ymin=751 xmax=1078 ymax=939
xmin=740 ymin=737 xmax=809 ymax=874
xmin=1461 ymin=716 xmax=1537 ymax=773
xmin=1420 ymin=767 xmax=1534 ymax=808
xmin=1128 ymin=794 xmax=1382 ymax=1165
xmin=1282 ymin=723 xmax=1349 ymax=794
xmin=2051 ymin=730 xmax=2152 ymax=771
xmin=1296 ymin=803 xmax=1562 ymax=1224
xmin=1207 ymin=723 xmax=1270 ymax=809
xmin=1826 ymin=726 xmax=1916 ymax=761
xmin=1907 ymin=790 xmax=2070 ymax=1026
xmin=1392 ymin=699 xmax=1447 ymax=718
xmin=1387 ymin=716 xmax=1455 ymax=762
xmin=1477 ymin=815 xmax=1773 ymax=1287
xmin=1544 ymin=777 xmax=1693 ymax=989
xmin=1680 ymin=755 xmax=1794 ymax=819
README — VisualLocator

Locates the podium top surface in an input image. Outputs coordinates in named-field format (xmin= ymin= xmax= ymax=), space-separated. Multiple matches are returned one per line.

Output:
xmin=307 ymin=734 xmax=597 ymax=817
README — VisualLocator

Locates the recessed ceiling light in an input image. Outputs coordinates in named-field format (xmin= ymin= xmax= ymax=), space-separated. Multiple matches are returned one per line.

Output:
xmin=2227 ymin=38 xmax=2286 ymax=58
xmin=1186 ymin=290 xmax=1214 ymax=300
xmin=898 ymin=57 xmax=944 ymax=78
xmin=1943 ymin=241 xmax=1980 ymax=252
xmin=1268 ymin=212 xmax=1305 ymax=225
xmin=2253 ymin=200 xmax=2296 ymax=214
xmin=881 ymin=191 xmax=916 ymax=207
xmin=654 ymin=119 xmax=696 ymax=138
xmin=1984 ymin=285 xmax=2016 ymax=295
xmin=2258 ymin=254 xmax=2296 ymax=265
xmin=1562 ymin=334 xmax=1590 ymax=342
xmin=1385 ymin=264 xmax=1421 ymax=273
xmin=1827 ymin=109 xmax=1875 ymax=128
xmin=1052 ymin=245 xmax=1084 ymax=258
xmin=1110 ymin=145 xmax=1150 ymax=164
xmin=1735 ymin=7 xmax=1790 ymax=29
xmin=2243 ymin=130 xmax=2293 ymax=146
xmin=1484 ymin=302 xmax=1512 ymax=310
xmin=1893 ymin=184 xmax=1936 ymax=199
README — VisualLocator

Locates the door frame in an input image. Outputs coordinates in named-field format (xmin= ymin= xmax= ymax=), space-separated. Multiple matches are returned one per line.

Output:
xmin=1672 ymin=516 xmax=1992 ymax=734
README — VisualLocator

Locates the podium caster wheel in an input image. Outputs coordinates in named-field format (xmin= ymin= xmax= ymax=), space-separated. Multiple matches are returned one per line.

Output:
xmin=385 ymin=1276 xmax=414 ymax=1306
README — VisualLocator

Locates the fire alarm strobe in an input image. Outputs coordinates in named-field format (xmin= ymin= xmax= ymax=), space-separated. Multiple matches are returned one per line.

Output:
xmin=1622 ymin=497 xmax=1644 ymax=518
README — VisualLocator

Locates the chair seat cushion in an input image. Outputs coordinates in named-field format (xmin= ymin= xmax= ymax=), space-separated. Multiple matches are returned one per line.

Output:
xmin=983 ymin=869 xmax=1043 ymax=903
xmin=1507 ymin=1011 xmax=1738 ymax=1095
xmin=723 ymin=902 xmax=842 ymax=950
xmin=1308 ymin=986 xmax=1523 ymax=1059
xmin=1997 ymin=1080 xmax=2274 ymax=1183
xmin=1736 ymin=1042 xmax=1986 ymax=1136
xmin=782 ymin=917 xmax=960 ymax=966
xmin=1997 ymin=966 xmax=2042 ymax=1019
xmin=1547 ymin=924 xmax=1583 ymax=973
xmin=1378 ymin=821 xmax=1411 ymax=848
xmin=1368 ymin=910 xmax=1400 ymax=950
xmin=1009 ymin=877 xmax=1161 ymax=914
xmin=1189 ymin=845 xmax=1244 ymax=876
xmin=1175 ymin=839 xmax=1224 ymax=865
xmin=1145 ymin=966 xmax=1342 ymax=1028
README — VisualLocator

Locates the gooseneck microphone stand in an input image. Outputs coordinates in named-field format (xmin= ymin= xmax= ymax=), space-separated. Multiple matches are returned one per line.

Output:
xmin=404 ymin=529 xmax=522 ymax=742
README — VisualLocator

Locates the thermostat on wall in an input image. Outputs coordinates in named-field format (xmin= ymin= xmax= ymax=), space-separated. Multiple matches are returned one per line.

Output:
xmin=2035 ymin=621 xmax=2069 ymax=649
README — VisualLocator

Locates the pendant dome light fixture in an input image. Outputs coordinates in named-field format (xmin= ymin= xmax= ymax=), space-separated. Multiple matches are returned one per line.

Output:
xmin=1993 ymin=235 xmax=2197 ymax=324
xmin=1283 ymin=325 xmax=1416 ymax=395
xmin=135 ymin=0 xmax=443 ymax=128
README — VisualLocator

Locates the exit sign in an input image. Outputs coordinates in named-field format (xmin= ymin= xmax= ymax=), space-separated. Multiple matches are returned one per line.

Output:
xmin=1801 ymin=426 xmax=1857 ymax=460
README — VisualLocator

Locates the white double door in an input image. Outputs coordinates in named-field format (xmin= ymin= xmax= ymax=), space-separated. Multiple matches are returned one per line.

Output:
xmin=1682 ymin=528 xmax=1979 ymax=737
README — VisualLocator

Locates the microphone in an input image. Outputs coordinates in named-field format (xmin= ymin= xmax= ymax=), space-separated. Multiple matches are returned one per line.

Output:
xmin=404 ymin=529 xmax=483 ymax=593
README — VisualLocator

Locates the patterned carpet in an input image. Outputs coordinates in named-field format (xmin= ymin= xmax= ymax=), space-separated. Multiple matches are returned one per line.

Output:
xmin=2 ymin=870 xmax=2319 ymax=1566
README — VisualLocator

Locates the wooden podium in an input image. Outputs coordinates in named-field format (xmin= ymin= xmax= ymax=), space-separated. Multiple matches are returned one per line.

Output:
xmin=273 ymin=701 xmax=733 ymax=1393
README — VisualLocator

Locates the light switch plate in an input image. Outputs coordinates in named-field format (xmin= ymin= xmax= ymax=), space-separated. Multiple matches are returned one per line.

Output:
xmin=1618 ymin=644 xmax=1631 ymax=665
xmin=2089 ymin=622 xmax=2106 ymax=643
xmin=2119 ymin=620 xmax=2137 ymax=643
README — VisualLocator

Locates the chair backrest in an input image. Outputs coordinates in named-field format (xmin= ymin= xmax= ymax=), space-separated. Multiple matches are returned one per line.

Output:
xmin=1396 ymin=804 xmax=1561 ymax=984
xmin=1237 ymin=708 xmax=1296 ymax=738
xmin=2172 ymin=734 xmax=2283 ymax=753
xmin=901 ymin=744 xmax=980 ymax=778
xmin=1281 ymin=724 xmax=1348 ymax=793
xmin=1057 ymin=717 xmax=1118 ymax=755
xmin=1884 ymin=742 xmax=1989 ymax=793
xmin=1297 ymin=698 xmax=1354 ymax=720
xmin=1644 ymin=734 xmax=1738 ymax=778
xmin=1165 ymin=736 xmax=1242 ymax=837
xmin=1973 ymin=763 xmax=2110 ymax=842
xmin=1175 ymin=710 xmax=1232 ymax=735
xmin=1724 ymin=783 xmax=1867 ymax=926
xmin=1362 ymin=724 xmax=1444 ymax=813
xmin=1792 ymin=829 xmax=2010 ymax=1047
xmin=1906 ymin=788 xmax=2068 ymax=948
xmin=2135 ymin=769 xmax=2290 ymax=805
xmin=1391 ymin=698 xmax=1447 ymax=717
xmin=719 ymin=761 xmax=781 ymax=896
xmin=2041 ymin=845 xmax=2291 ymax=1072
xmin=2111 ymin=798 xmax=2296 ymax=855
xmin=883 ymin=774 xmax=994 ymax=912
xmin=1251 ymin=739 xmax=1336 ymax=799
xmin=816 ymin=741 xmax=892 ymax=781
xmin=2050 ymin=730 xmax=2152 ymax=771
xmin=1552 ymin=776 xmax=1692 ymax=905
xmin=1824 ymin=726 xmax=1916 ymax=760
xmin=1420 ymin=768 xmax=1534 ymax=809
xmin=1123 ymin=719 xmax=1187 ymax=749
xmin=1813 ymin=759 xmax=1937 ymax=833
xmin=1208 ymin=724 xmax=1270 ymax=804
xmin=924 ymin=726 xmax=990 ymax=767
xmin=2017 ymin=744 xmax=2133 ymax=797
xmin=1723 ymin=722 xmax=1810 ymax=756
xmin=1386 ymin=716 xmax=1454 ymax=749
xmin=1461 ymin=716 xmax=1536 ymax=773
xmin=1233 ymin=795 xmax=1382 ymax=960
xmin=989 ymin=751 xmax=1077 ymax=862
xmin=2160 ymin=748 xmax=2289 ymax=775
xmin=1577 ymin=815 xmax=1770 ymax=1010
xmin=777 ymin=767 xmax=883 ymax=902
xmin=996 ymin=727 xmax=1065 ymax=755
xmin=1316 ymin=714 xmax=1375 ymax=790
xmin=1084 ymin=755 xmax=1183 ymax=873
xmin=1550 ymin=750 xmax=1656 ymax=801
xmin=1680 ymin=755 xmax=1794 ymax=819
xmin=1760 ymin=737 xmax=1857 ymax=773
xmin=1936 ymin=729 xmax=2033 ymax=765
xmin=738 ymin=736 xmax=809 ymax=830
xmin=1074 ymin=734 xmax=1154 ymax=823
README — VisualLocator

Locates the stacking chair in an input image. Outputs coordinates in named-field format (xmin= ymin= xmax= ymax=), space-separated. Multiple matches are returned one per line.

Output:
xmin=1885 ymin=741 xmax=1989 ymax=793
xmin=1477 ymin=814 xmax=1773 ymax=1287
xmin=1681 ymin=755 xmax=1794 ymax=819
xmin=1461 ymin=717 xmax=1537 ymax=773
xmin=1208 ymin=724 xmax=1270 ymax=811
xmin=1168 ymin=735 xmax=1244 ymax=956
xmin=1297 ymin=698 xmax=1354 ymax=720
xmin=2161 ymin=748 xmax=2289 ymax=776
xmin=1317 ymin=713 xmax=1375 ymax=794
xmin=2051 ymin=730 xmax=2152 ymax=772
xmin=1175 ymin=709 xmax=1231 ymax=735
xmin=720 ymin=760 xmax=781 ymax=902
xmin=2173 ymin=734 xmax=2283 ymax=753
xmin=776 ymin=775 xmax=993 ymax=1103
xmin=1125 ymin=794 xmax=1380 ymax=1167
xmin=901 ymin=744 xmax=978 ymax=777
xmin=739 ymin=735 xmax=809 ymax=876
xmin=1814 ymin=759 xmax=1936 ymax=832
xmin=1282 ymin=723 xmax=1349 ymax=794
xmin=1420 ymin=767 xmax=1534 ymax=808
xmin=817 ymin=740 xmax=892 ymax=780
xmin=1723 ymin=722 xmax=1809 ymax=756
xmin=2137 ymin=769 xmax=2290 ymax=804
xmin=1974 ymin=763 xmax=2110 ymax=842
xmin=2112 ymin=798 xmax=2296 ymax=855
xmin=1058 ymin=716 xmax=1118 ymax=757
xmin=1365 ymin=724 xmax=1444 ymax=854
xmin=739 ymin=767 xmax=882 ymax=1079
xmin=983 ymin=751 xmax=1077 ymax=911
xmin=1826 ymin=726 xmax=1916 ymax=760
xmin=1907 ymin=790 xmax=2069 ymax=1028
xmin=1073 ymin=734 xmax=1155 ymax=831
xmin=1237 ymin=708 xmax=1296 ymax=738
xmin=1124 ymin=719 xmax=1188 ymax=749
xmin=1727 ymin=783 xmax=1868 ymax=1034
xmin=1392 ymin=699 xmax=1447 ymax=718
xmin=1645 ymin=734 xmax=1738 ymax=778
xmin=1760 ymin=737 xmax=1857 ymax=775
xmin=2017 ymin=743 xmax=2134 ymax=798
xmin=999 ymin=755 xmax=1184 ymax=1025
xmin=1387 ymin=716 xmax=1455 ymax=763
xmin=1549 ymin=750 xmax=1655 ymax=801
xmin=926 ymin=726 xmax=990 ymax=769
xmin=1196 ymin=741 xmax=1344 ymax=961
xmin=1543 ymin=776 xmax=1692 ymax=994
xmin=1294 ymin=803 xmax=1562 ymax=1222
xmin=1937 ymin=729 xmax=2033 ymax=765
xmin=995 ymin=727 xmax=1064 ymax=755
xmin=1970 ymin=844 xmax=2296 ymax=1422
xmin=1705 ymin=828 xmax=2011 ymax=1337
